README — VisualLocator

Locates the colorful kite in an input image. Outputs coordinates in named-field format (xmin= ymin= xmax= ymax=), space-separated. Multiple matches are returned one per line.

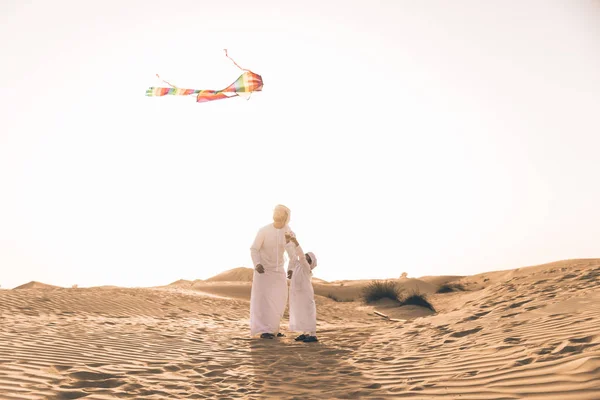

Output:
xmin=145 ymin=50 xmax=263 ymax=103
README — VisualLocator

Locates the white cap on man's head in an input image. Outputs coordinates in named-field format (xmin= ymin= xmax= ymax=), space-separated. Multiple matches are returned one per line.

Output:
xmin=306 ymin=252 xmax=317 ymax=268
xmin=274 ymin=204 xmax=291 ymax=225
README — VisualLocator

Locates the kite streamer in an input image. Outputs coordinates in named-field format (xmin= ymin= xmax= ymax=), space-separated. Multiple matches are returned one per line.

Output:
xmin=145 ymin=50 xmax=263 ymax=103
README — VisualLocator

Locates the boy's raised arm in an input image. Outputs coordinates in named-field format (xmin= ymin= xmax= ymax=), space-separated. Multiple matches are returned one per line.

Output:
xmin=288 ymin=236 xmax=311 ymax=270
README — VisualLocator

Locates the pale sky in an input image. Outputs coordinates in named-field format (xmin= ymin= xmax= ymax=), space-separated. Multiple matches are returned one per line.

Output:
xmin=1 ymin=0 xmax=599 ymax=289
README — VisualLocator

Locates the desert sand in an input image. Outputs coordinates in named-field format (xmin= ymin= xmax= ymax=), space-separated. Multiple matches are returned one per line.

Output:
xmin=1 ymin=259 xmax=599 ymax=399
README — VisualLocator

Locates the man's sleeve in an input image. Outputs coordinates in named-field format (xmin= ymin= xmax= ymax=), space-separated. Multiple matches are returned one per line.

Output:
xmin=250 ymin=228 xmax=264 ymax=267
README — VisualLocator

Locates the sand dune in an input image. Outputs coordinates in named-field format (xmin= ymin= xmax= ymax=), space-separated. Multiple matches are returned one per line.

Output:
xmin=1 ymin=259 xmax=599 ymax=399
xmin=13 ymin=281 xmax=63 ymax=290
xmin=418 ymin=275 xmax=465 ymax=287
xmin=166 ymin=279 xmax=196 ymax=288
xmin=202 ymin=267 xmax=329 ymax=284
xmin=205 ymin=267 xmax=254 ymax=282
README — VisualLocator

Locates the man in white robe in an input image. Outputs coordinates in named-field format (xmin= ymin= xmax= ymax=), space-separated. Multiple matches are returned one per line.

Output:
xmin=285 ymin=233 xmax=318 ymax=342
xmin=249 ymin=204 xmax=295 ymax=338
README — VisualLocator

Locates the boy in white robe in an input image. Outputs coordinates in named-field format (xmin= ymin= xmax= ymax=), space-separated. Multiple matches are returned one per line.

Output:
xmin=285 ymin=233 xmax=319 ymax=343
xmin=249 ymin=205 xmax=296 ymax=339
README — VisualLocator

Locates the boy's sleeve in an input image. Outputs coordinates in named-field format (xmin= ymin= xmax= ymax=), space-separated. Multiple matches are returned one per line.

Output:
xmin=295 ymin=244 xmax=312 ymax=270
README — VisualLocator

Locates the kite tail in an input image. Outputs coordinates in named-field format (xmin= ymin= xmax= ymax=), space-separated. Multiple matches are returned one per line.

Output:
xmin=146 ymin=74 xmax=200 ymax=96
xmin=146 ymin=87 xmax=200 ymax=97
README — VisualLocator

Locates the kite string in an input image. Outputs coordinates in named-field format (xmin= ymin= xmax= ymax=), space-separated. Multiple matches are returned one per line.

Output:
xmin=156 ymin=50 xmax=247 ymax=88
xmin=224 ymin=49 xmax=249 ymax=72
xmin=156 ymin=74 xmax=178 ymax=88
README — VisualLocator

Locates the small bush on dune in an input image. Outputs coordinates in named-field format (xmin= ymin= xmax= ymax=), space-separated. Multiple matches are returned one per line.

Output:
xmin=327 ymin=293 xmax=340 ymax=301
xmin=326 ymin=293 xmax=354 ymax=302
xmin=436 ymin=283 xmax=465 ymax=293
xmin=361 ymin=281 xmax=435 ymax=312
xmin=361 ymin=280 xmax=403 ymax=303
xmin=402 ymin=290 xmax=435 ymax=312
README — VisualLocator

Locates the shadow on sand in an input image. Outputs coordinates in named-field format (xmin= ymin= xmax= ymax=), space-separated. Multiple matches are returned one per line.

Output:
xmin=247 ymin=333 xmax=377 ymax=399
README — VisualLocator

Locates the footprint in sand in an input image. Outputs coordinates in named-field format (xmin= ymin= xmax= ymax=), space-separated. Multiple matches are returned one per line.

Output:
xmin=461 ymin=311 xmax=491 ymax=322
xmin=69 ymin=371 xmax=119 ymax=381
xmin=560 ymin=273 xmax=578 ymax=280
xmin=121 ymin=383 xmax=144 ymax=391
xmin=535 ymin=347 xmax=553 ymax=355
xmin=61 ymin=379 xmax=126 ymax=390
xmin=514 ymin=357 xmax=535 ymax=366
xmin=53 ymin=365 xmax=73 ymax=372
xmin=569 ymin=335 xmax=597 ymax=344
xmin=503 ymin=337 xmax=522 ymax=344
xmin=507 ymin=299 xmax=532 ymax=309
xmin=551 ymin=341 xmax=591 ymax=355
xmin=579 ymin=271 xmax=600 ymax=281
xmin=525 ymin=305 xmax=541 ymax=311
xmin=53 ymin=390 xmax=89 ymax=399
xmin=126 ymin=368 xmax=164 ymax=375
xmin=449 ymin=327 xmax=482 ymax=338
